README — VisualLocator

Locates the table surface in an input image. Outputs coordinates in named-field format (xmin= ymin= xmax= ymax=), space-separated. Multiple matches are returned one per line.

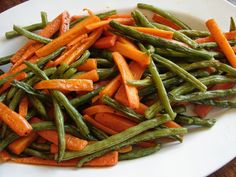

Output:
xmin=0 ymin=0 xmax=236 ymax=176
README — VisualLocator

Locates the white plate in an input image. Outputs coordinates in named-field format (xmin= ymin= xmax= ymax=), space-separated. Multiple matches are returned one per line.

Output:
xmin=0 ymin=0 xmax=236 ymax=177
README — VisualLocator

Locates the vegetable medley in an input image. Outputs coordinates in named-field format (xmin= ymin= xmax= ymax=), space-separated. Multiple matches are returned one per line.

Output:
xmin=0 ymin=3 xmax=236 ymax=168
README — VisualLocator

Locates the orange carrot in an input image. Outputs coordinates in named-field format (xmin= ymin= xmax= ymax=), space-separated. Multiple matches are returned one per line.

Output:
xmin=37 ymin=130 xmax=88 ymax=151
xmin=70 ymin=15 xmax=82 ymax=22
xmin=84 ymin=115 xmax=117 ymax=135
xmin=131 ymin=26 xmax=174 ymax=39
xmin=83 ymin=104 xmax=124 ymax=117
xmin=10 ymin=42 xmax=33 ymax=63
xmin=10 ymin=151 xmax=118 ymax=167
xmin=133 ymin=103 xmax=148 ymax=115
xmin=232 ymin=46 xmax=236 ymax=53
xmin=73 ymin=70 xmax=99 ymax=82
xmin=163 ymin=121 xmax=182 ymax=128
xmin=85 ymin=18 xmax=134 ymax=31
xmin=34 ymin=79 xmax=93 ymax=91
xmin=195 ymin=30 xmax=236 ymax=43
xmin=112 ymin=52 xmax=140 ymax=109
xmin=66 ymin=33 xmax=88 ymax=47
xmin=99 ymin=75 xmax=122 ymax=98
xmin=0 ymin=151 xmax=11 ymax=162
xmin=95 ymin=113 xmax=136 ymax=132
xmin=60 ymin=11 xmax=70 ymax=35
xmin=36 ymin=137 xmax=47 ymax=144
xmin=206 ymin=19 xmax=236 ymax=67
xmin=117 ymin=37 xmax=138 ymax=49
xmin=152 ymin=13 xmax=182 ymax=30
xmin=104 ymin=14 xmax=132 ymax=19
xmin=77 ymin=59 xmax=97 ymax=71
xmin=94 ymin=35 xmax=117 ymax=49
xmin=0 ymin=72 xmax=27 ymax=94
xmin=18 ymin=97 xmax=29 ymax=118
xmin=110 ymin=42 xmax=150 ymax=66
xmin=50 ymin=144 xmax=58 ymax=154
xmin=35 ymin=15 xmax=100 ymax=57
xmin=8 ymin=132 xmax=37 ymax=155
xmin=118 ymin=146 xmax=132 ymax=153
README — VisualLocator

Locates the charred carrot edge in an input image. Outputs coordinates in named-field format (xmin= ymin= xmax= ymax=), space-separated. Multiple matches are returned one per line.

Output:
xmin=60 ymin=11 xmax=70 ymax=35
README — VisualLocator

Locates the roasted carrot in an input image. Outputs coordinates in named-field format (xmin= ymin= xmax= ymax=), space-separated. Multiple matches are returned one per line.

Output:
xmin=152 ymin=13 xmax=182 ymax=30
xmin=85 ymin=18 xmax=134 ymax=31
xmin=206 ymin=19 xmax=236 ymax=67
xmin=10 ymin=42 xmax=32 ymax=64
xmin=84 ymin=115 xmax=117 ymax=135
xmin=60 ymin=11 xmax=70 ymax=35
xmin=94 ymin=113 xmax=136 ymax=132
xmin=133 ymin=103 xmax=148 ymax=115
xmin=73 ymin=70 xmax=99 ymax=82
xmin=8 ymin=132 xmax=37 ymax=155
xmin=195 ymin=30 xmax=236 ymax=43
xmin=35 ymin=15 xmax=100 ymax=57
xmin=77 ymin=59 xmax=97 ymax=71
xmin=163 ymin=121 xmax=182 ymax=128
xmin=117 ymin=37 xmax=138 ymax=49
xmin=70 ymin=15 xmax=82 ymax=23
xmin=37 ymin=130 xmax=88 ymax=151
xmin=110 ymin=42 xmax=150 ymax=66
xmin=0 ymin=72 xmax=28 ymax=94
xmin=50 ymin=144 xmax=58 ymax=154
xmin=34 ymin=79 xmax=93 ymax=91
xmin=0 ymin=151 xmax=11 ymax=162
xmin=232 ymin=46 xmax=236 ymax=53
xmin=10 ymin=151 xmax=118 ymax=167
xmin=18 ymin=97 xmax=29 ymax=118
xmin=66 ymin=33 xmax=88 ymax=48
xmin=0 ymin=102 xmax=32 ymax=136
xmin=94 ymin=35 xmax=117 ymax=49
xmin=83 ymin=104 xmax=124 ymax=117
xmin=131 ymin=26 xmax=174 ymax=39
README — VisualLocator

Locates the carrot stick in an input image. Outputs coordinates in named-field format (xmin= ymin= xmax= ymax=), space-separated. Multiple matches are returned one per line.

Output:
xmin=206 ymin=19 xmax=236 ymax=67
xmin=195 ymin=30 xmax=236 ymax=43
xmin=110 ymin=42 xmax=150 ymax=66
xmin=0 ymin=151 xmax=11 ymax=162
xmin=8 ymin=132 xmax=37 ymax=155
xmin=35 ymin=15 xmax=100 ymax=57
xmin=94 ymin=35 xmax=117 ymax=49
xmin=94 ymin=113 xmax=136 ymax=132
xmin=66 ymin=33 xmax=88 ymax=47
xmin=10 ymin=12 xmax=63 ymax=64
xmin=70 ymin=15 xmax=82 ymax=23
xmin=85 ymin=18 xmax=134 ymax=31
xmin=84 ymin=115 xmax=117 ymax=135
xmin=232 ymin=46 xmax=236 ymax=53
xmin=50 ymin=143 xmax=58 ymax=154
xmin=152 ymin=13 xmax=182 ymax=30
xmin=0 ymin=102 xmax=32 ymax=136
xmin=117 ymin=37 xmax=138 ymax=49
xmin=131 ymin=26 xmax=174 ymax=39
xmin=133 ymin=103 xmax=148 ymax=115
xmin=83 ymin=104 xmax=124 ymax=117
xmin=112 ymin=52 xmax=140 ymax=109
xmin=0 ymin=72 xmax=28 ymax=94
xmin=34 ymin=79 xmax=93 ymax=91
xmin=10 ymin=151 xmax=118 ymax=167
xmin=60 ymin=11 xmax=70 ymax=35
xmin=73 ymin=70 xmax=99 ymax=82
xmin=37 ymin=130 xmax=88 ymax=151
xmin=99 ymin=75 xmax=122 ymax=98
xmin=163 ymin=121 xmax=182 ymax=128
xmin=18 ymin=97 xmax=29 ymax=118
xmin=77 ymin=59 xmax=97 ymax=71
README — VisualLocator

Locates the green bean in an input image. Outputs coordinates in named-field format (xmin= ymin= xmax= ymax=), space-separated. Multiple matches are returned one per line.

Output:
xmin=148 ymin=59 xmax=176 ymax=119
xmin=96 ymin=58 xmax=114 ymax=67
xmin=0 ymin=54 xmax=12 ymax=66
xmin=171 ymin=88 xmax=236 ymax=102
xmin=193 ymin=99 xmax=236 ymax=108
xmin=0 ymin=132 xmax=19 ymax=151
xmin=0 ymin=92 xmax=7 ymax=102
xmin=70 ymin=86 xmax=104 ymax=107
xmin=153 ymin=54 xmax=207 ymax=92
xmin=62 ymin=114 xmax=171 ymax=160
xmin=179 ymin=30 xmax=210 ymax=38
xmin=199 ymin=40 xmax=236 ymax=49
xmin=69 ymin=50 xmax=90 ymax=68
xmin=25 ymin=109 xmax=37 ymax=120
xmin=0 ymin=72 xmax=19 ymax=87
xmin=52 ymin=97 xmax=65 ymax=162
xmin=170 ymin=75 xmax=236 ymax=96
xmin=230 ymin=17 xmax=236 ymax=31
xmin=102 ymin=95 xmax=144 ymax=121
xmin=0 ymin=124 xmax=8 ymax=139
xmin=109 ymin=21 xmax=212 ymax=60
xmin=175 ymin=115 xmax=216 ymax=127
xmin=5 ymin=23 xmax=43 ymax=39
xmin=62 ymin=68 xmax=77 ymax=79
xmin=30 ymin=143 xmax=50 ymax=151
xmin=133 ymin=10 xmax=155 ymax=28
xmin=13 ymin=25 xmax=52 ymax=44
xmin=24 ymin=148 xmax=54 ymax=159
xmin=90 ymin=48 xmax=113 ymax=61
xmin=8 ymin=89 xmax=25 ymax=110
xmin=65 ymin=127 xmax=187 ymax=163
xmin=41 ymin=11 xmax=48 ymax=27
xmin=119 ymin=145 xmax=161 ymax=161
xmin=131 ymin=11 xmax=142 ymax=26
xmin=172 ymin=106 xmax=186 ymax=114
xmin=29 ymin=96 xmax=49 ymax=119
xmin=97 ymin=66 xmax=117 ymax=80
xmin=50 ymin=63 xmax=69 ymax=79
xmin=145 ymin=101 xmax=163 ymax=119
xmin=90 ymin=126 xmax=109 ymax=140
xmin=70 ymin=10 xmax=117 ymax=28
xmin=137 ymin=3 xmax=191 ymax=29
